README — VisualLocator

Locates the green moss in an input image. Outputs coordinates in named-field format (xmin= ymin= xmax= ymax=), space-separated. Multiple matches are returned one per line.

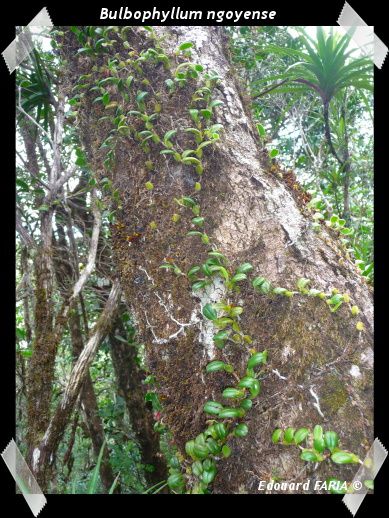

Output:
xmin=321 ymin=374 xmax=348 ymax=414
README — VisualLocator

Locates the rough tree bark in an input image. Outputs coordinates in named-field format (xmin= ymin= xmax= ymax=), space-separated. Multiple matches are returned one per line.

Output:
xmin=62 ymin=26 xmax=373 ymax=494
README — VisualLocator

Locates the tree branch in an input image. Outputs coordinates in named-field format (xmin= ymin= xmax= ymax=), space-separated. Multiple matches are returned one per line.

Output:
xmin=69 ymin=189 xmax=101 ymax=303
xmin=16 ymin=210 xmax=36 ymax=249
xmin=32 ymin=280 xmax=121 ymax=477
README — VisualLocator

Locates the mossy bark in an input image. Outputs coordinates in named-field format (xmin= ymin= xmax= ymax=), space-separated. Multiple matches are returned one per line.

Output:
xmin=26 ymin=210 xmax=55 ymax=464
xmin=61 ymin=26 xmax=373 ymax=493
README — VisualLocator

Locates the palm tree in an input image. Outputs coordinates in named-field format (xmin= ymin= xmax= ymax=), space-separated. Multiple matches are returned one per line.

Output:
xmin=253 ymin=27 xmax=373 ymax=223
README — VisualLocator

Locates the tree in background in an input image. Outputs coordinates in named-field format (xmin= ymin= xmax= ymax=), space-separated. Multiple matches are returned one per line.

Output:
xmin=230 ymin=26 xmax=373 ymax=282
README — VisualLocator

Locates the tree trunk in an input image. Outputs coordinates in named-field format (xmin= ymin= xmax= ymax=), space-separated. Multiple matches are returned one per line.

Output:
xmin=62 ymin=26 xmax=373 ymax=494
xmin=109 ymin=319 xmax=167 ymax=484
xmin=27 ymin=209 xmax=55 ymax=460
xmin=69 ymin=311 xmax=116 ymax=493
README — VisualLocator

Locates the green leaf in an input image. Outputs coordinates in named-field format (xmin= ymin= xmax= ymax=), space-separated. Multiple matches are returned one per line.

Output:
xmin=229 ymin=306 xmax=243 ymax=317
xmin=192 ymin=461 xmax=203 ymax=477
xmin=200 ymin=109 xmax=212 ymax=119
xmin=182 ymin=156 xmax=201 ymax=166
xmin=222 ymin=445 xmax=232 ymax=458
xmin=240 ymin=399 xmax=253 ymax=411
xmin=256 ymin=123 xmax=266 ymax=137
xmin=209 ymin=99 xmax=224 ymax=109
xmin=163 ymin=129 xmax=177 ymax=146
xmin=234 ymin=423 xmax=249 ymax=437
xmin=206 ymin=361 xmax=233 ymax=374
xmin=252 ymin=277 xmax=271 ymax=294
xmin=201 ymin=466 xmax=216 ymax=484
xmin=16 ymin=179 xmax=30 ymax=191
xmin=192 ymin=204 xmax=201 ymax=216
xmin=331 ymin=451 xmax=360 ymax=464
xmin=247 ymin=351 xmax=268 ymax=369
xmin=212 ymin=423 xmax=228 ymax=439
xmin=102 ymin=92 xmax=110 ymax=106
xmin=88 ymin=439 xmax=106 ymax=493
xmin=201 ymin=263 xmax=213 ymax=277
xmin=180 ymin=196 xmax=196 ymax=207
xmin=192 ymin=280 xmax=208 ymax=291
xmin=213 ymin=330 xmax=230 ymax=348
xmin=165 ymin=78 xmax=175 ymax=91
xmin=214 ymin=317 xmax=233 ymax=329
xmin=189 ymin=109 xmax=199 ymax=121
xmin=294 ymin=428 xmax=309 ymax=445
xmin=208 ymin=250 xmax=225 ymax=264
xmin=272 ymin=429 xmax=283 ymax=444
xmin=284 ymin=427 xmax=295 ymax=444
xmin=313 ymin=425 xmax=325 ymax=453
xmin=324 ymin=431 xmax=339 ymax=452
xmin=270 ymin=149 xmax=279 ymax=158
xmin=202 ymin=303 xmax=217 ymax=321
xmin=144 ymin=392 xmax=162 ymax=411
xmin=206 ymin=438 xmax=220 ymax=455
xmin=273 ymin=287 xmax=287 ymax=295
xmin=297 ymin=278 xmax=310 ymax=292
xmin=236 ymin=262 xmax=253 ymax=274
xmin=187 ymin=266 xmax=200 ymax=277
xmin=218 ymin=407 xmax=245 ymax=419
xmin=192 ymin=217 xmax=205 ymax=226
xmin=136 ymin=90 xmax=148 ymax=106
xmin=209 ymin=265 xmax=230 ymax=281
xmin=222 ymin=387 xmax=245 ymax=399
xmin=308 ymin=289 xmax=322 ymax=297
xmin=238 ymin=377 xmax=260 ymax=398
xmin=192 ymin=442 xmax=209 ymax=460
xmin=108 ymin=473 xmax=121 ymax=494
xmin=300 ymin=449 xmax=321 ymax=462
xmin=231 ymin=273 xmax=247 ymax=283
xmin=185 ymin=440 xmax=196 ymax=459
xmin=159 ymin=264 xmax=175 ymax=270
xmin=203 ymin=401 xmax=223 ymax=415
xmin=178 ymin=42 xmax=194 ymax=51
xmin=167 ymin=473 xmax=185 ymax=491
